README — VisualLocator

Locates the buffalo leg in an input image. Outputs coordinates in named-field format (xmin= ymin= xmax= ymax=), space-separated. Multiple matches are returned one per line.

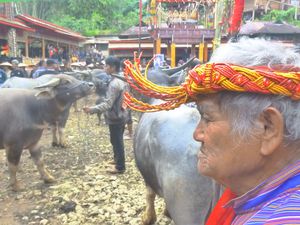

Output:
xmin=5 ymin=146 xmax=22 ymax=191
xmin=73 ymin=101 xmax=79 ymax=112
xmin=29 ymin=144 xmax=55 ymax=183
xmin=51 ymin=123 xmax=59 ymax=147
xmin=163 ymin=206 xmax=171 ymax=218
xmin=142 ymin=185 xmax=157 ymax=225
xmin=58 ymin=127 xmax=67 ymax=148
xmin=97 ymin=112 xmax=102 ymax=125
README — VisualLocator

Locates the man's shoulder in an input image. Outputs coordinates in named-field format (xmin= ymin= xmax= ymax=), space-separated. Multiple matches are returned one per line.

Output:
xmin=109 ymin=78 xmax=126 ymax=89
xmin=262 ymin=189 xmax=300 ymax=223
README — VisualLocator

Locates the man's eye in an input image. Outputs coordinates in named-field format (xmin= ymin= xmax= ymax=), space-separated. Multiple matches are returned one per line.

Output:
xmin=202 ymin=115 xmax=212 ymax=123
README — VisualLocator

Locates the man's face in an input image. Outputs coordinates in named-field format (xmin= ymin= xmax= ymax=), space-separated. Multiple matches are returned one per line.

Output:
xmin=105 ymin=64 xmax=115 ymax=75
xmin=193 ymin=94 xmax=263 ymax=184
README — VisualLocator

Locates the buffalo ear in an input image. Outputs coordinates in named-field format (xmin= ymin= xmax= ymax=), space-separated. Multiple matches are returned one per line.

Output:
xmin=34 ymin=89 xmax=55 ymax=99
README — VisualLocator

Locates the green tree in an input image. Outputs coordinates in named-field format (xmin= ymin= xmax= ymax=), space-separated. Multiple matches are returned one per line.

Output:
xmin=261 ymin=7 xmax=300 ymax=27
xmin=17 ymin=0 xmax=141 ymax=36
xmin=50 ymin=0 xmax=140 ymax=35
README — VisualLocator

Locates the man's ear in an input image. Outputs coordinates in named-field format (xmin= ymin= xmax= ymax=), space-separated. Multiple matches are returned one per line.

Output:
xmin=259 ymin=107 xmax=284 ymax=156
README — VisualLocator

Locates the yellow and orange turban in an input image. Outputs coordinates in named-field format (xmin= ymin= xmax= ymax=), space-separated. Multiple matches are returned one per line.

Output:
xmin=123 ymin=53 xmax=300 ymax=112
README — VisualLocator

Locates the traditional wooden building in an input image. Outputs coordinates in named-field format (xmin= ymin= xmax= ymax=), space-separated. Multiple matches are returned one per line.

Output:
xmin=108 ymin=26 xmax=155 ymax=59
xmin=0 ymin=3 xmax=85 ymax=63
xmin=0 ymin=16 xmax=34 ymax=59
xmin=244 ymin=0 xmax=300 ymax=20
xmin=239 ymin=21 xmax=300 ymax=48
xmin=16 ymin=14 xmax=85 ymax=59
xmin=148 ymin=0 xmax=218 ymax=67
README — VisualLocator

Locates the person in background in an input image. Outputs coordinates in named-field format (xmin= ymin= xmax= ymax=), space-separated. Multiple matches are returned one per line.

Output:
xmin=83 ymin=56 xmax=128 ymax=174
xmin=10 ymin=59 xmax=26 ymax=78
xmin=36 ymin=59 xmax=59 ymax=77
xmin=60 ymin=59 xmax=73 ymax=72
xmin=177 ymin=59 xmax=185 ymax=67
xmin=0 ymin=66 xmax=7 ymax=86
xmin=18 ymin=63 xmax=29 ymax=78
xmin=120 ymin=59 xmax=133 ymax=140
xmin=31 ymin=60 xmax=46 ymax=78
xmin=0 ymin=62 xmax=12 ymax=78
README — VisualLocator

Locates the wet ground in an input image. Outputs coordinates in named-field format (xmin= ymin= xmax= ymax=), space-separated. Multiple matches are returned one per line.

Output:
xmin=0 ymin=96 xmax=173 ymax=225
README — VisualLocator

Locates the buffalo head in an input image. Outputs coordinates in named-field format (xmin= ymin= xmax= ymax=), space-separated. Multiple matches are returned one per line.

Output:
xmin=34 ymin=74 xmax=94 ymax=104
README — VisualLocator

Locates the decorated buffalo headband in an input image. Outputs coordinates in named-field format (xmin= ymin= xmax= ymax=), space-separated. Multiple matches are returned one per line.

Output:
xmin=123 ymin=53 xmax=300 ymax=112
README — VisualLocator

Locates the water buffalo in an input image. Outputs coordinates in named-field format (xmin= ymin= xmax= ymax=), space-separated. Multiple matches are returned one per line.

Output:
xmin=0 ymin=74 xmax=94 ymax=191
xmin=2 ymin=75 xmax=77 ymax=147
xmin=135 ymin=103 xmax=216 ymax=225
xmin=132 ymin=59 xmax=218 ymax=225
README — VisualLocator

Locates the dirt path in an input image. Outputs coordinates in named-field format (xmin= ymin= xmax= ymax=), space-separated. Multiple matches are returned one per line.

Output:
xmin=0 ymin=98 xmax=172 ymax=225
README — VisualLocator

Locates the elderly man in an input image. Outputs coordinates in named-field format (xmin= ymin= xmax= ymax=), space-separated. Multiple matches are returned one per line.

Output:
xmin=123 ymin=38 xmax=300 ymax=224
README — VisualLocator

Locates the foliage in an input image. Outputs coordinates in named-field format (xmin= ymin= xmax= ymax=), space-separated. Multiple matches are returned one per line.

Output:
xmin=261 ymin=7 xmax=300 ymax=27
xmin=17 ymin=0 xmax=142 ymax=36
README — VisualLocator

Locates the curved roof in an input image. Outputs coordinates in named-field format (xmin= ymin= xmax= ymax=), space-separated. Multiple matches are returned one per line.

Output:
xmin=239 ymin=21 xmax=300 ymax=35
xmin=16 ymin=14 xmax=86 ymax=40
xmin=0 ymin=16 xmax=35 ymax=32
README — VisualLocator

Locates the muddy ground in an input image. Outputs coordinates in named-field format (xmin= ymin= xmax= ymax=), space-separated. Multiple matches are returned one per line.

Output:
xmin=0 ymin=96 xmax=173 ymax=225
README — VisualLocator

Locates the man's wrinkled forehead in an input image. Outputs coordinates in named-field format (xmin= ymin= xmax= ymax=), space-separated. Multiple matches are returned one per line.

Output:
xmin=195 ymin=94 xmax=220 ymax=114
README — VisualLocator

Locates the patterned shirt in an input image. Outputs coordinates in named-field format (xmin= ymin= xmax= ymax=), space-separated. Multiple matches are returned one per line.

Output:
xmin=227 ymin=161 xmax=300 ymax=225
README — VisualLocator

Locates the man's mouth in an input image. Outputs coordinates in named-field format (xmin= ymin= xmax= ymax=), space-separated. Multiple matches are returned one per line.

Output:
xmin=198 ymin=148 xmax=206 ymax=158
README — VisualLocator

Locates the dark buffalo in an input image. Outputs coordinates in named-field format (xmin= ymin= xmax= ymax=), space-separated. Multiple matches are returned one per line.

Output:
xmin=2 ymin=75 xmax=79 ymax=147
xmin=0 ymin=74 xmax=94 ymax=191
xmin=132 ymin=59 xmax=218 ymax=225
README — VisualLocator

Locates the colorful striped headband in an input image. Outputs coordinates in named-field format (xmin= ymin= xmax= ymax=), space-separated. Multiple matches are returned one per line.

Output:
xmin=123 ymin=53 xmax=300 ymax=112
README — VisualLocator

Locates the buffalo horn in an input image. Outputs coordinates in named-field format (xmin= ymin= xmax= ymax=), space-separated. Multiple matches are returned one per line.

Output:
xmin=35 ymin=78 xmax=61 ymax=89
xmin=162 ymin=57 xmax=197 ymax=76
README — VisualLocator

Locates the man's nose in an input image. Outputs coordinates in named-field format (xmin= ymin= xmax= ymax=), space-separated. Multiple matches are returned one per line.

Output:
xmin=193 ymin=122 xmax=205 ymax=142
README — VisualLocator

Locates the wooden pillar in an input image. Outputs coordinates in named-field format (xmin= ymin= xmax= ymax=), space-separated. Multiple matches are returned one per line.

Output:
xmin=204 ymin=43 xmax=208 ymax=62
xmin=167 ymin=43 xmax=171 ymax=59
xmin=191 ymin=44 xmax=196 ymax=57
xmin=155 ymin=38 xmax=161 ymax=54
xmin=42 ymin=38 xmax=45 ymax=59
xmin=199 ymin=42 xmax=204 ymax=63
xmin=25 ymin=35 xmax=29 ymax=57
xmin=171 ymin=42 xmax=176 ymax=68
xmin=68 ymin=44 xmax=71 ymax=62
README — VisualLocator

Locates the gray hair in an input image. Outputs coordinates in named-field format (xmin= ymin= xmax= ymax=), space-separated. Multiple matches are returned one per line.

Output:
xmin=210 ymin=38 xmax=300 ymax=143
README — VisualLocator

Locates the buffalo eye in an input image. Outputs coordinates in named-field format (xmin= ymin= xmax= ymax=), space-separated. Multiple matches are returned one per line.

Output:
xmin=62 ymin=79 xmax=72 ymax=85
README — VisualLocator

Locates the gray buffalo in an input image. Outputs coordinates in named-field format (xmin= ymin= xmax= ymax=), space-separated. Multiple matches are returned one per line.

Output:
xmin=0 ymin=74 xmax=94 ymax=191
xmin=132 ymin=59 xmax=218 ymax=225
xmin=2 ymin=75 xmax=77 ymax=147
xmin=135 ymin=103 xmax=216 ymax=225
